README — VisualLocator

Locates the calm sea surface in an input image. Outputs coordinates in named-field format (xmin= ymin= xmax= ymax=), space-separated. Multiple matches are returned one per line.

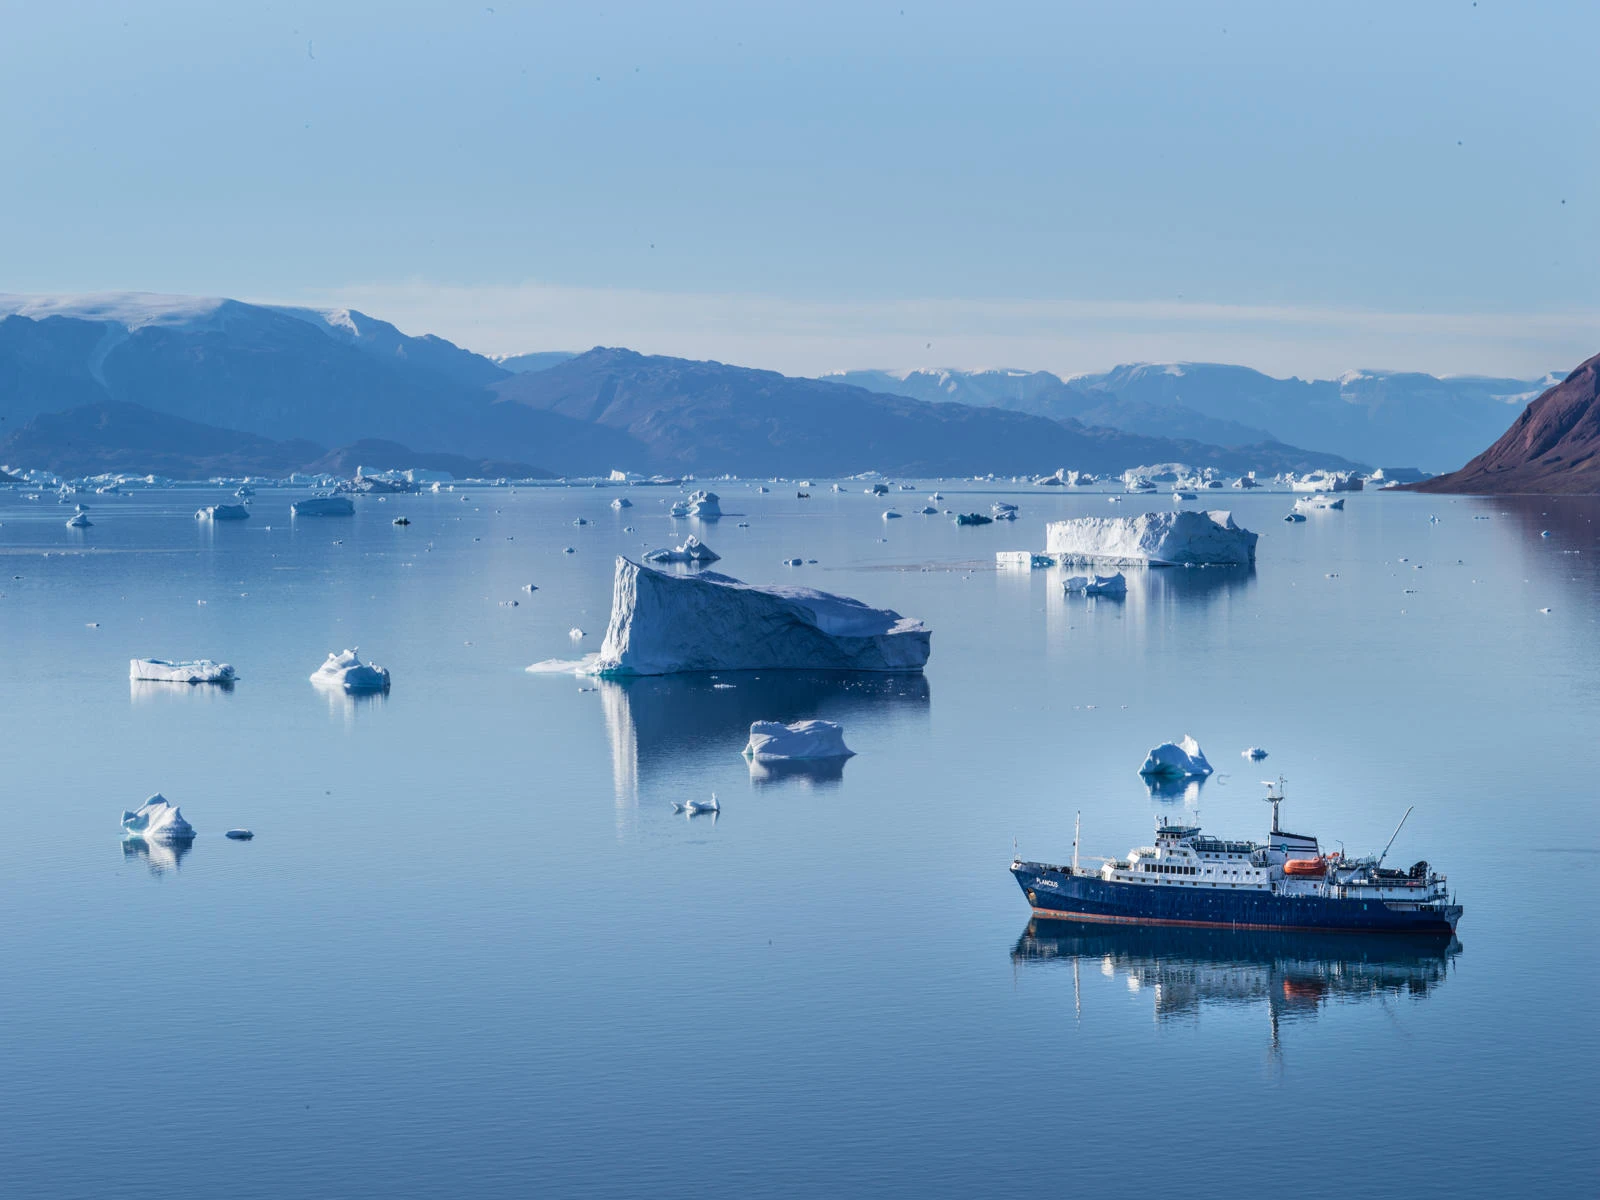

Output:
xmin=0 ymin=482 xmax=1593 ymax=1199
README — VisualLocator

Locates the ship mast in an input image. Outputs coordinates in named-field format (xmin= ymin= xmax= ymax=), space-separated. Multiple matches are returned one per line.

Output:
xmin=1073 ymin=810 xmax=1081 ymax=875
xmin=1262 ymin=777 xmax=1286 ymax=833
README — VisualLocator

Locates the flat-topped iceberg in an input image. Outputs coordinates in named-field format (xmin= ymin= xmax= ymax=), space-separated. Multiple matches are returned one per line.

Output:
xmin=196 ymin=504 xmax=250 ymax=521
xmin=595 ymin=557 xmax=930 ymax=676
xmin=643 ymin=535 xmax=721 ymax=565
xmin=1139 ymin=735 xmax=1213 ymax=779
xmin=121 ymin=795 xmax=195 ymax=843
xmin=291 ymin=495 xmax=355 ymax=517
xmin=130 ymin=658 xmax=237 ymax=684
xmin=310 ymin=648 xmax=391 ymax=692
xmin=742 ymin=719 xmax=855 ymax=761
xmin=1046 ymin=510 xmax=1257 ymax=567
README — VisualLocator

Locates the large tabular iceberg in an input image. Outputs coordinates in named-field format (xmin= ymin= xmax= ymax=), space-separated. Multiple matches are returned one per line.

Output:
xmin=130 ymin=658 xmax=237 ymax=684
xmin=310 ymin=648 xmax=391 ymax=692
xmin=743 ymin=719 xmax=855 ymax=761
xmin=1139 ymin=735 xmax=1214 ymax=779
xmin=121 ymin=795 xmax=195 ymax=843
xmin=596 ymin=557 xmax=930 ymax=675
xmin=1046 ymin=510 xmax=1257 ymax=567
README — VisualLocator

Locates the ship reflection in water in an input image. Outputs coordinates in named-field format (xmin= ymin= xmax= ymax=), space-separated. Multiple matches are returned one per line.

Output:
xmin=1013 ymin=918 xmax=1460 ymax=1043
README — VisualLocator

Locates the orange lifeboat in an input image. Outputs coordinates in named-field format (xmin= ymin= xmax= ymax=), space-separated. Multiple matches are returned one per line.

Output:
xmin=1283 ymin=856 xmax=1329 ymax=876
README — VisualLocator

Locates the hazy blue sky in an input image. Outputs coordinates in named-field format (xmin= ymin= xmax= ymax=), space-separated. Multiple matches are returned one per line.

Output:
xmin=2 ymin=1 xmax=1594 ymax=377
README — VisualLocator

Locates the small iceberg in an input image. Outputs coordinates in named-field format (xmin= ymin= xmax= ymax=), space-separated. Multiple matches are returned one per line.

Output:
xmin=882 ymin=510 xmax=902 ymax=520
xmin=955 ymin=512 xmax=993 ymax=526
xmin=130 ymin=658 xmax=237 ymax=684
xmin=121 ymin=795 xmax=195 ymax=843
xmin=196 ymin=504 xmax=250 ymax=521
xmin=686 ymin=490 xmax=722 ymax=518
xmin=919 ymin=506 xmax=940 ymax=515
xmin=1139 ymin=735 xmax=1213 ymax=779
xmin=292 ymin=495 xmax=355 ymax=517
xmin=1243 ymin=747 xmax=1269 ymax=760
xmin=1047 ymin=510 xmax=1256 ymax=566
xmin=225 ymin=828 xmax=254 ymax=840
xmin=309 ymin=648 xmax=391 ymax=693
xmin=1063 ymin=572 xmax=1127 ymax=597
xmin=611 ymin=497 xmax=632 ymax=509
xmin=742 ymin=719 xmax=855 ymax=762
xmin=643 ymin=535 xmax=721 ymax=565
xmin=1283 ymin=512 xmax=1306 ymax=523
xmin=672 ymin=794 xmax=721 ymax=815
xmin=66 ymin=512 xmax=92 ymax=528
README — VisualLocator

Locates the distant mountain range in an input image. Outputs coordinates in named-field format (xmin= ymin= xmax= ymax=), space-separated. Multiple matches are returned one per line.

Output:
xmin=824 ymin=364 xmax=1560 ymax=473
xmin=493 ymin=347 xmax=1355 ymax=477
xmin=0 ymin=291 xmax=1532 ymax=481
xmin=1411 ymin=352 xmax=1600 ymax=494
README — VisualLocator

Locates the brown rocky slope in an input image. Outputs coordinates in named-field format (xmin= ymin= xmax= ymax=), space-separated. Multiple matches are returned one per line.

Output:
xmin=1412 ymin=352 xmax=1600 ymax=493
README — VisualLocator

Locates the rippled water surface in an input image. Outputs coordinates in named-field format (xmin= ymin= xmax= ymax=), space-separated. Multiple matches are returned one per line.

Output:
xmin=1 ymin=482 xmax=1593 ymax=1198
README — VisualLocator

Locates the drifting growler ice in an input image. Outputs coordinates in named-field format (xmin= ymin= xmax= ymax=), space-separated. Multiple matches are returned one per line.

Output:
xmin=1046 ymin=510 xmax=1257 ymax=566
xmin=594 ymin=557 xmax=930 ymax=675
xmin=743 ymin=719 xmax=855 ymax=761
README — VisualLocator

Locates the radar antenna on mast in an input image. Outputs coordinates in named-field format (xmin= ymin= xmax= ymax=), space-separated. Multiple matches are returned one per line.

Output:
xmin=1261 ymin=776 xmax=1287 ymax=833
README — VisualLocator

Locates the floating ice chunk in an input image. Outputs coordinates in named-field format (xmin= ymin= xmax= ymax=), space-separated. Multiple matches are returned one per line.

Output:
xmin=1047 ymin=511 xmax=1256 ymax=566
xmin=1294 ymin=495 xmax=1343 ymax=511
xmin=1284 ymin=512 xmax=1306 ymax=522
xmin=955 ymin=513 xmax=993 ymax=526
xmin=563 ymin=546 xmax=576 ymax=554
xmin=573 ymin=517 xmax=589 ymax=526
xmin=225 ymin=829 xmax=254 ymax=840
xmin=919 ymin=506 xmax=940 ymax=515
xmin=997 ymin=551 xmax=1055 ymax=569
xmin=782 ymin=557 xmax=803 ymax=566
xmin=686 ymin=490 xmax=722 ymax=518
xmin=121 ymin=795 xmax=195 ymax=843
xmin=883 ymin=510 xmax=902 ymax=520
xmin=1139 ymin=735 xmax=1213 ymax=779
xmin=310 ymin=648 xmax=391 ymax=692
xmin=66 ymin=512 xmax=92 ymax=528
xmin=1061 ymin=571 xmax=1126 ymax=597
xmin=742 ymin=719 xmax=855 ymax=762
xmin=196 ymin=504 xmax=250 ymax=521
xmin=1243 ymin=747 xmax=1268 ymax=760
xmin=130 ymin=658 xmax=237 ymax=684
xmin=522 ymin=583 xmax=539 ymax=593
xmin=569 ymin=627 xmax=586 ymax=638
xmin=672 ymin=793 xmax=721 ymax=815
xmin=291 ymin=496 xmax=355 ymax=517
xmin=596 ymin=557 xmax=930 ymax=675
xmin=611 ymin=497 xmax=632 ymax=509
xmin=1539 ymin=606 xmax=1552 ymax=614
xmin=643 ymin=535 xmax=721 ymax=565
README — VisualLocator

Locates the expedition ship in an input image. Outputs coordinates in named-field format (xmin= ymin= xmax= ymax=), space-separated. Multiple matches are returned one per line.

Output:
xmin=1011 ymin=782 xmax=1462 ymax=936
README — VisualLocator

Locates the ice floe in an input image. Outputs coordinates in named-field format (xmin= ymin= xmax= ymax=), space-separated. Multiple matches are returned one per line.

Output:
xmin=643 ymin=535 xmax=721 ymax=565
xmin=1046 ymin=510 xmax=1257 ymax=566
xmin=310 ymin=648 xmax=391 ymax=692
xmin=121 ymin=795 xmax=195 ymax=843
xmin=130 ymin=658 xmax=237 ymax=684
xmin=672 ymin=794 xmax=721 ymax=815
xmin=595 ymin=557 xmax=930 ymax=675
xmin=1139 ymin=735 xmax=1213 ymax=779
xmin=742 ymin=719 xmax=855 ymax=761
xmin=226 ymin=829 xmax=254 ymax=840
xmin=196 ymin=504 xmax=250 ymax=521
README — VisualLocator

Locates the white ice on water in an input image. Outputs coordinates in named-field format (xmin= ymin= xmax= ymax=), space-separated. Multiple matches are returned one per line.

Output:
xmin=1139 ymin=735 xmax=1213 ymax=779
xmin=742 ymin=719 xmax=855 ymax=762
xmin=1046 ymin=510 xmax=1257 ymax=567
xmin=121 ymin=795 xmax=195 ymax=842
xmin=643 ymin=535 xmax=721 ymax=564
xmin=130 ymin=658 xmax=236 ymax=684
xmin=594 ymin=558 xmax=930 ymax=675
xmin=195 ymin=504 xmax=250 ymax=521
xmin=1063 ymin=572 xmax=1127 ymax=597
xmin=310 ymin=648 xmax=391 ymax=692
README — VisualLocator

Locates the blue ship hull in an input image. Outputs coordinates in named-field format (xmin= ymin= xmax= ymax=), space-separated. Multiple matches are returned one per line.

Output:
xmin=1012 ymin=862 xmax=1462 ymax=935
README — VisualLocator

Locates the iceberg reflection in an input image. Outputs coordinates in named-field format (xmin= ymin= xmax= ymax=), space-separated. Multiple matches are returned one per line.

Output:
xmin=1013 ymin=918 xmax=1459 ymax=1041
xmin=599 ymin=671 xmax=929 ymax=801
xmin=746 ymin=756 xmax=849 ymax=789
xmin=121 ymin=836 xmax=193 ymax=876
